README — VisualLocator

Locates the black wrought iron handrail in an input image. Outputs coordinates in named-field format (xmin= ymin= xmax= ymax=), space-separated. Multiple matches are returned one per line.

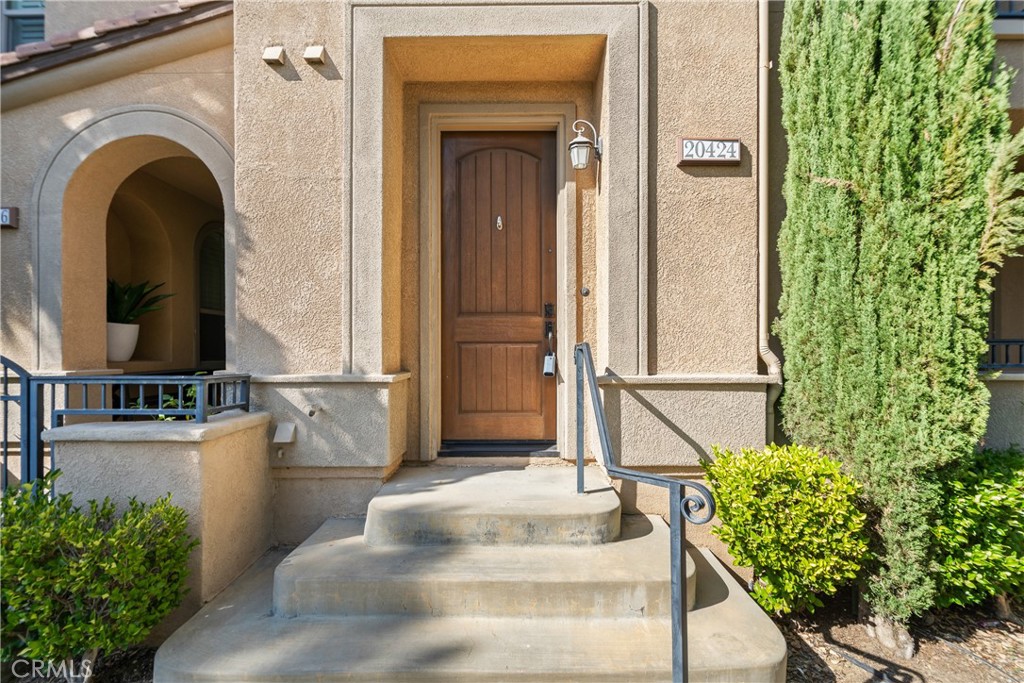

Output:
xmin=1 ymin=355 xmax=250 ymax=491
xmin=574 ymin=342 xmax=714 ymax=683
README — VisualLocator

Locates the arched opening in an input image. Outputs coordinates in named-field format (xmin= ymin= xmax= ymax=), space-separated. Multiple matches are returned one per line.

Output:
xmin=34 ymin=108 xmax=235 ymax=372
xmin=103 ymin=156 xmax=224 ymax=372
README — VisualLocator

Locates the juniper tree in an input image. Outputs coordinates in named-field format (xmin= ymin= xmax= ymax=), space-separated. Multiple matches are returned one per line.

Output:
xmin=777 ymin=0 xmax=1024 ymax=638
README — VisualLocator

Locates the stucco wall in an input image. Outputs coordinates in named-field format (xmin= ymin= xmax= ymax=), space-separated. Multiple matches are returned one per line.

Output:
xmin=0 ymin=39 xmax=233 ymax=371
xmin=248 ymin=376 xmax=407 ymax=543
xmin=44 ymin=411 xmax=273 ymax=639
xmin=986 ymin=377 xmax=1024 ymax=450
xmin=45 ymin=1 xmax=152 ymax=38
xmin=650 ymin=0 xmax=760 ymax=375
xmin=233 ymin=0 xmax=346 ymax=376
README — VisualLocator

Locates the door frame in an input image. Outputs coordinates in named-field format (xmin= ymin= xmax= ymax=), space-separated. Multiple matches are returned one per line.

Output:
xmin=419 ymin=103 xmax=578 ymax=461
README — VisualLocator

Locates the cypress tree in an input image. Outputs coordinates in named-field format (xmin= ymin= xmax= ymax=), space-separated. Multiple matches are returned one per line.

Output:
xmin=778 ymin=0 xmax=1024 ymax=644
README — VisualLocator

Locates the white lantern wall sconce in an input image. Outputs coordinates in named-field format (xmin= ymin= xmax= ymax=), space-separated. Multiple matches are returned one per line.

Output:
xmin=569 ymin=119 xmax=602 ymax=170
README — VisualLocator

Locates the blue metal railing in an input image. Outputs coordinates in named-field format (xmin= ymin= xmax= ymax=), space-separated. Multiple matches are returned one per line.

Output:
xmin=996 ymin=1 xmax=1024 ymax=18
xmin=983 ymin=340 xmax=1024 ymax=369
xmin=1 ymin=355 xmax=250 ymax=491
xmin=574 ymin=342 xmax=714 ymax=683
xmin=2 ymin=357 xmax=32 ymax=492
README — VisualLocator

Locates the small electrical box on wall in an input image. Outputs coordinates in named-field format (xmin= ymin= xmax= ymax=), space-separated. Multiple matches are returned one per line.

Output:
xmin=676 ymin=138 xmax=741 ymax=166
xmin=1 ymin=207 xmax=18 ymax=229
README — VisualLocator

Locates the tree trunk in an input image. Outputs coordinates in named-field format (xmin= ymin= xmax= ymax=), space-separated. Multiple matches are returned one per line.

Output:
xmin=864 ymin=614 xmax=915 ymax=660
xmin=995 ymin=593 xmax=1022 ymax=626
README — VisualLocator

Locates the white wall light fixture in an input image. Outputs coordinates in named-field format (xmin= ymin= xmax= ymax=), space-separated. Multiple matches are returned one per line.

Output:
xmin=569 ymin=119 xmax=602 ymax=170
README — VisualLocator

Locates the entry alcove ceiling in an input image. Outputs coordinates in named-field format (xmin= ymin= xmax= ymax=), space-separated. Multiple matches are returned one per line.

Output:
xmin=384 ymin=35 xmax=606 ymax=82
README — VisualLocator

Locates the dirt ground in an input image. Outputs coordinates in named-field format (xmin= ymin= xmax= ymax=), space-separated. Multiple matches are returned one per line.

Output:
xmin=778 ymin=598 xmax=1023 ymax=683
xmin=6 ymin=600 xmax=1022 ymax=682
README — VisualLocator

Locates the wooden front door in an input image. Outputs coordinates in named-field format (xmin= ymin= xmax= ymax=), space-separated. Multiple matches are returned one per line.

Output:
xmin=441 ymin=131 xmax=557 ymax=442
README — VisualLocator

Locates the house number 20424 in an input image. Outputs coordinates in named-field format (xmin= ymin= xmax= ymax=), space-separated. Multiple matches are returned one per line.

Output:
xmin=676 ymin=138 xmax=741 ymax=166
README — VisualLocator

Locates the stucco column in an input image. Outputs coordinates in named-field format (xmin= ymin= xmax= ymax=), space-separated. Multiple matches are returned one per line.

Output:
xmin=596 ymin=12 xmax=641 ymax=376
xmin=350 ymin=11 xmax=388 ymax=375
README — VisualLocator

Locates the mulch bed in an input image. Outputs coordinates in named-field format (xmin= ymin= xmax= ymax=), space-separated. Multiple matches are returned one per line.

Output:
xmin=778 ymin=595 xmax=1023 ymax=683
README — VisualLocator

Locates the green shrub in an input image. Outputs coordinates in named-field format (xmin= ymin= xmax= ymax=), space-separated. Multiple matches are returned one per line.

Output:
xmin=933 ymin=448 xmax=1024 ymax=608
xmin=705 ymin=444 xmax=869 ymax=614
xmin=1 ymin=472 xmax=197 ymax=669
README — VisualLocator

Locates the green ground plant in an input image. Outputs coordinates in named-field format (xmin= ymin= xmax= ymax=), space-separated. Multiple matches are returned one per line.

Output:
xmin=933 ymin=447 xmax=1024 ymax=610
xmin=1 ymin=472 xmax=197 ymax=683
xmin=777 ymin=0 xmax=1024 ymax=643
xmin=704 ymin=444 xmax=869 ymax=614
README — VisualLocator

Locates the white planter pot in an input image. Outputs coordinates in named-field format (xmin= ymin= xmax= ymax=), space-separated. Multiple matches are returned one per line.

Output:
xmin=107 ymin=322 xmax=140 ymax=362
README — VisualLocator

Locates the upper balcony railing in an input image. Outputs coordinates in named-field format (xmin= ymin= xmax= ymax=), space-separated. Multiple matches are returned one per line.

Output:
xmin=996 ymin=1 xmax=1024 ymax=18
xmin=983 ymin=340 xmax=1024 ymax=370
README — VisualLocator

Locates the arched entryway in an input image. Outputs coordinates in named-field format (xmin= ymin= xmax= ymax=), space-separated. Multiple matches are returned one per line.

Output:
xmin=31 ymin=106 xmax=235 ymax=372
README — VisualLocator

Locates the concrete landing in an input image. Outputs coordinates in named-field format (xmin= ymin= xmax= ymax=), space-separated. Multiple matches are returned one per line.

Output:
xmin=274 ymin=514 xmax=696 ymax=618
xmin=155 ymin=547 xmax=787 ymax=682
xmin=364 ymin=466 xmax=621 ymax=546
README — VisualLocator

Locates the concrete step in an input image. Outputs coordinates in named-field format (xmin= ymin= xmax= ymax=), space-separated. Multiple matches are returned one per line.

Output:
xmin=155 ymin=548 xmax=787 ymax=682
xmin=364 ymin=466 xmax=621 ymax=546
xmin=274 ymin=514 xmax=696 ymax=618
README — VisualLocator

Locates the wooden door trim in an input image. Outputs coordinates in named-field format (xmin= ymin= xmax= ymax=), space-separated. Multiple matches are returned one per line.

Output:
xmin=418 ymin=104 xmax=577 ymax=461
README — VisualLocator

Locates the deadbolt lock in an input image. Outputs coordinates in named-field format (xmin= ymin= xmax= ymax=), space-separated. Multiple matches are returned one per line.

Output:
xmin=544 ymin=303 xmax=555 ymax=318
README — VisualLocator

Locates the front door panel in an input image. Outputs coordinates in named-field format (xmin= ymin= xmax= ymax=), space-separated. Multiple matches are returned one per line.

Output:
xmin=441 ymin=131 xmax=557 ymax=441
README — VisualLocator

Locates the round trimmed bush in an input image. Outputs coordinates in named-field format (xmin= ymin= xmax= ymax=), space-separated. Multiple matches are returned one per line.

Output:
xmin=705 ymin=444 xmax=869 ymax=614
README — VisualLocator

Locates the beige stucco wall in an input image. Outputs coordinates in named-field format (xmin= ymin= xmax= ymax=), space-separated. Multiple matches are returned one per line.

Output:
xmin=985 ymin=377 xmax=1024 ymax=450
xmin=650 ymin=0 xmax=760 ymax=376
xmin=247 ymin=376 xmax=408 ymax=543
xmin=44 ymin=1 xmax=153 ymax=38
xmin=233 ymin=1 xmax=346 ymax=377
xmin=44 ymin=411 xmax=273 ymax=639
xmin=0 ymin=35 xmax=233 ymax=372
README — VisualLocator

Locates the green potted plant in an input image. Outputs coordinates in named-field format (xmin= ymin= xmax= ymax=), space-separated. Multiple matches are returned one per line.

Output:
xmin=106 ymin=279 xmax=174 ymax=362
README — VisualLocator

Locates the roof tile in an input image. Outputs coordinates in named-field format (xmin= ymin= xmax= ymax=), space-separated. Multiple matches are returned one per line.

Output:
xmin=49 ymin=26 xmax=100 ymax=47
xmin=177 ymin=0 xmax=222 ymax=9
xmin=14 ymin=41 xmax=65 ymax=59
xmin=93 ymin=16 xmax=143 ymax=36
xmin=1 ymin=0 xmax=232 ymax=81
